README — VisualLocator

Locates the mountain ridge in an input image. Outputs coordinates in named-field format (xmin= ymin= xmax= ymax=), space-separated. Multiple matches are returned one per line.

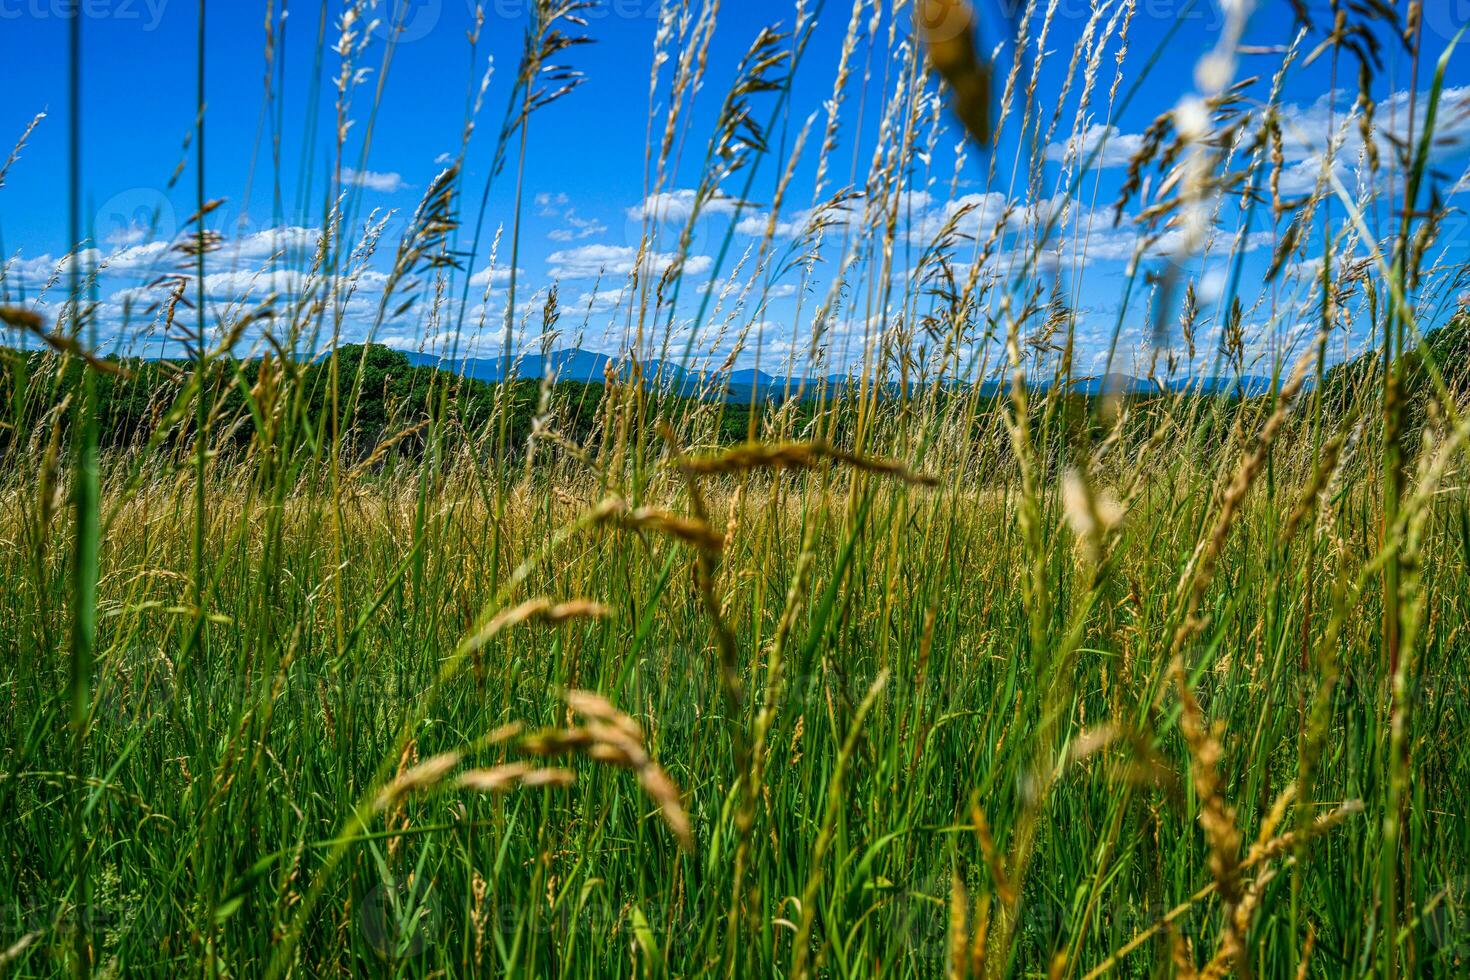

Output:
xmin=403 ymin=347 xmax=1278 ymax=398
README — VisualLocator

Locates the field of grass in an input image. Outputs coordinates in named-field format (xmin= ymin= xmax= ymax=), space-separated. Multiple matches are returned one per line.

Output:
xmin=3 ymin=0 xmax=1470 ymax=976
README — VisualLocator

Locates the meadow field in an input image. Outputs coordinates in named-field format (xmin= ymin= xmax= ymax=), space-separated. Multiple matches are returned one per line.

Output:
xmin=2 ymin=0 xmax=1469 ymax=976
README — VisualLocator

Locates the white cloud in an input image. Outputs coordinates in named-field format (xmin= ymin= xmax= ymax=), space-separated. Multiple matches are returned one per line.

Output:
xmin=201 ymin=267 xmax=314 ymax=301
xmin=3 ymin=249 xmax=105 ymax=289
xmin=104 ymin=220 xmax=152 ymax=248
xmin=735 ymin=198 xmax=862 ymax=238
xmin=533 ymin=192 xmax=610 ymax=243
xmin=106 ymin=268 xmax=318 ymax=313
xmin=6 ymin=230 xmax=327 ymax=294
xmin=108 ymin=240 xmax=173 ymax=271
xmin=626 ymin=189 xmax=742 ymax=223
xmin=1093 ymin=226 xmax=1272 ymax=264
xmin=734 ymin=210 xmax=804 ymax=238
xmin=732 ymin=189 xmax=1012 ymax=244
xmin=573 ymin=284 xmax=633 ymax=314
xmin=468 ymin=265 xmax=525 ymax=289
xmin=227 ymin=225 xmax=321 ymax=262
xmin=1045 ymin=123 xmax=1146 ymax=168
xmin=344 ymin=168 xmax=409 ymax=193
xmin=548 ymin=213 xmax=608 ymax=242
xmin=904 ymin=191 xmax=1017 ymax=245
xmin=1042 ymin=85 xmax=1470 ymax=186
xmin=1280 ymin=86 xmax=1470 ymax=163
xmin=547 ymin=243 xmax=713 ymax=280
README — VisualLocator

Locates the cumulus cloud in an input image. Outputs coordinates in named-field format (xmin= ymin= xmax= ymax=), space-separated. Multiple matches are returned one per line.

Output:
xmin=108 ymin=240 xmax=173 ymax=271
xmin=731 ymin=189 xmax=1021 ymax=245
xmin=626 ymin=189 xmax=742 ymax=223
xmin=734 ymin=209 xmax=809 ymax=238
xmin=548 ymin=214 xmax=609 ymax=242
xmin=226 ymin=226 xmax=322 ymax=262
xmin=547 ymin=243 xmax=713 ymax=280
xmin=4 ymin=249 xmax=103 ymax=288
xmin=1260 ymin=86 xmax=1470 ymax=198
xmin=469 ymin=265 xmax=526 ymax=289
xmin=103 ymin=219 xmax=155 ymax=248
xmin=573 ymin=284 xmax=633 ymax=314
xmin=6 ymin=229 xmax=327 ymax=296
xmin=904 ymin=191 xmax=1018 ymax=245
xmin=1045 ymin=123 xmax=1146 ymax=168
xmin=3 ymin=227 xmax=304 ymax=301
xmin=1279 ymin=86 xmax=1470 ymax=163
xmin=734 ymin=198 xmax=863 ymax=239
xmin=1078 ymin=84 xmax=1470 ymax=186
xmin=343 ymin=168 xmax=409 ymax=193
xmin=200 ymin=267 xmax=312 ymax=301
xmin=533 ymin=192 xmax=610 ymax=243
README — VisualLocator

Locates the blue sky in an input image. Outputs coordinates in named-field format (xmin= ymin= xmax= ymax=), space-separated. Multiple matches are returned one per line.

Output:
xmin=3 ymin=0 xmax=1469 ymax=380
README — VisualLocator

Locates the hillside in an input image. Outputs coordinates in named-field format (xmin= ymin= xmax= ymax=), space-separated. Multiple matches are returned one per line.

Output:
xmin=1320 ymin=310 xmax=1470 ymax=417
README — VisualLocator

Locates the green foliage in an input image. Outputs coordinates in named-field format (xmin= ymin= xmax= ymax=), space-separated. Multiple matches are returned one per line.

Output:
xmin=1320 ymin=310 xmax=1470 ymax=423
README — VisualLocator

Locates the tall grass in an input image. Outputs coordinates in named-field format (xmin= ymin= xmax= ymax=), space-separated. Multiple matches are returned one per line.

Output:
xmin=2 ymin=0 xmax=1469 ymax=976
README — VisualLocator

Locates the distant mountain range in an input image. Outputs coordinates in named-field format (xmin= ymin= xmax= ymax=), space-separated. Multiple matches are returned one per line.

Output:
xmin=402 ymin=348 xmax=862 ymax=401
xmin=1063 ymin=373 xmax=1277 ymax=397
xmin=402 ymin=348 xmax=1278 ymax=401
